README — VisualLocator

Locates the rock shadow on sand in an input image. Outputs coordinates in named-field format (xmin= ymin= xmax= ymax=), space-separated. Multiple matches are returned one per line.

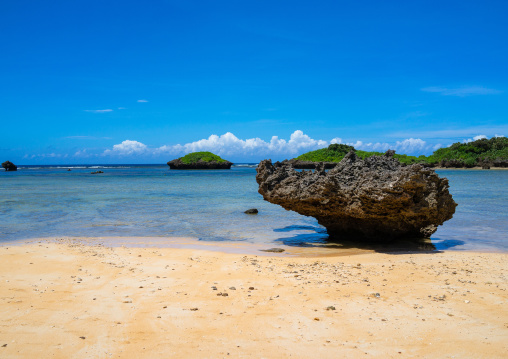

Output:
xmin=273 ymin=225 xmax=465 ymax=254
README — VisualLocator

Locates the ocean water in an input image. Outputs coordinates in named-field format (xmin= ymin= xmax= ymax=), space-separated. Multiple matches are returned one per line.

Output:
xmin=0 ymin=165 xmax=506 ymax=252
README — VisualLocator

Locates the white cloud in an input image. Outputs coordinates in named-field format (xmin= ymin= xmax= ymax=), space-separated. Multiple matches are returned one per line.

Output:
xmin=421 ymin=86 xmax=501 ymax=97
xmin=137 ymin=99 xmax=148 ymax=103
xmin=103 ymin=140 xmax=148 ymax=156
xmin=84 ymin=109 xmax=113 ymax=113
xmin=342 ymin=138 xmax=428 ymax=154
xmin=103 ymin=130 xmax=433 ymax=159
xmin=394 ymin=138 xmax=427 ymax=153
xmin=463 ymin=134 xmax=488 ymax=143
xmin=74 ymin=149 xmax=90 ymax=157
xmin=387 ymin=125 xmax=508 ymax=140
xmin=154 ymin=130 xmax=330 ymax=157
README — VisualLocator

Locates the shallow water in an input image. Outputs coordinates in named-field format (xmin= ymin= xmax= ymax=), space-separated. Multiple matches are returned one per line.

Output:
xmin=0 ymin=165 xmax=506 ymax=252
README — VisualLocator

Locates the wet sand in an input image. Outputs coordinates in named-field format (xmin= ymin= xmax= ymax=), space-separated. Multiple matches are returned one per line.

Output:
xmin=0 ymin=239 xmax=506 ymax=358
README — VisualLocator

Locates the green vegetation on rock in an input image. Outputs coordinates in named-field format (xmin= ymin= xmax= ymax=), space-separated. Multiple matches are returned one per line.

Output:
xmin=296 ymin=144 xmax=355 ymax=162
xmin=426 ymin=137 xmax=508 ymax=166
xmin=296 ymin=144 xmax=424 ymax=165
xmin=294 ymin=137 xmax=508 ymax=167
xmin=179 ymin=151 xmax=228 ymax=164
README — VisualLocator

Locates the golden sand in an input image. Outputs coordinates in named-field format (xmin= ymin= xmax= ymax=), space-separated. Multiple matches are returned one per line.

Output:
xmin=0 ymin=240 xmax=506 ymax=358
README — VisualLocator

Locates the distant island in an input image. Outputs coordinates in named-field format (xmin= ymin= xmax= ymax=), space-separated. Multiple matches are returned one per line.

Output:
xmin=293 ymin=137 xmax=508 ymax=169
xmin=167 ymin=151 xmax=233 ymax=170
xmin=2 ymin=161 xmax=17 ymax=171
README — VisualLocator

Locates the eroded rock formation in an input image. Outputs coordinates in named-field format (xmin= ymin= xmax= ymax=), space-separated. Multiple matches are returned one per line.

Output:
xmin=256 ymin=150 xmax=457 ymax=241
xmin=287 ymin=159 xmax=338 ymax=170
xmin=167 ymin=159 xmax=233 ymax=170
xmin=2 ymin=161 xmax=17 ymax=171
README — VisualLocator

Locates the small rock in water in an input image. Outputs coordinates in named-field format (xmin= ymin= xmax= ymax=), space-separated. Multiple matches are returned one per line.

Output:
xmin=79 ymin=336 xmax=86 ymax=340
xmin=260 ymin=248 xmax=285 ymax=253
xmin=326 ymin=306 xmax=336 ymax=311
xmin=244 ymin=208 xmax=259 ymax=214
xmin=1 ymin=161 xmax=17 ymax=171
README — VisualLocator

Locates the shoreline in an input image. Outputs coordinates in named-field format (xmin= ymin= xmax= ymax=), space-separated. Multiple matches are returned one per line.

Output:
xmin=1 ymin=240 xmax=506 ymax=358
xmin=6 ymin=236 xmax=508 ymax=258
xmin=4 ymin=236 xmax=375 ymax=258
xmin=434 ymin=166 xmax=508 ymax=170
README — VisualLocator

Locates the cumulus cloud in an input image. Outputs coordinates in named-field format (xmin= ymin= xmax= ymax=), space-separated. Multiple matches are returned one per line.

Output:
xmin=102 ymin=130 xmax=435 ymax=159
xmin=422 ymin=86 xmax=501 ymax=97
xmin=394 ymin=138 xmax=427 ymax=153
xmin=103 ymin=140 xmax=148 ymax=156
xmin=84 ymin=109 xmax=113 ymax=113
xmin=338 ymin=138 xmax=428 ymax=154
xmin=74 ymin=149 xmax=90 ymax=157
xmin=137 ymin=99 xmax=148 ymax=103
xmin=463 ymin=134 xmax=488 ymax=143
xmin=155 ymin=131 xmax=329 ymax=157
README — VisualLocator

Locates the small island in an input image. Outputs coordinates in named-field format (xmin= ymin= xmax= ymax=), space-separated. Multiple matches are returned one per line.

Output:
xmin=167 ymin=151 xmax=233 ymax=170
xmin=292 ymin=136 xmax=508 ymax=169
xmin=2 ymin=161 xmax=17 ymax=171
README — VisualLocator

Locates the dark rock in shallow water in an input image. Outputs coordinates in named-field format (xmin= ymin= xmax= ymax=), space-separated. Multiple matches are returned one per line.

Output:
xmin=260 ymin=248 xmax=285 ymax=253
xmin=167 ymin=158 xmax=233 ymax=170
xmin=256 ymin=150 xmax=457 ymax=241
xmin=244 ymin=208 xmax=258 ymax=214
xmin=2 ymin=161 xmax=17 ymax=171
xmin=91 ymin=170 xmax=104 ymax=174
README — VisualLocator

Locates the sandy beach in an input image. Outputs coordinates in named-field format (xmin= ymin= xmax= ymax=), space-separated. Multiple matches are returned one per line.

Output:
xmin=0 ymin=239 xmax=506 ymax=358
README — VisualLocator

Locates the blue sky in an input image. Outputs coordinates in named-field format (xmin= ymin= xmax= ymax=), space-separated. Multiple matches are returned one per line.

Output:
xmin=1 ymin=0 xmax=507 ymax=164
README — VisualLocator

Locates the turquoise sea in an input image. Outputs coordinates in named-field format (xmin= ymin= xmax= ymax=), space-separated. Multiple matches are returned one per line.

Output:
xmin=0 ymin=165 xmax=506 ymax=252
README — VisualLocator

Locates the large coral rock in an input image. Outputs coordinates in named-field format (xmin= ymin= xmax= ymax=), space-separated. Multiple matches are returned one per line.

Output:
xmin=286 ymin=159 xmax=338 ymax=170
xmin=256 ymin=151 xmax=457 ymax=241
